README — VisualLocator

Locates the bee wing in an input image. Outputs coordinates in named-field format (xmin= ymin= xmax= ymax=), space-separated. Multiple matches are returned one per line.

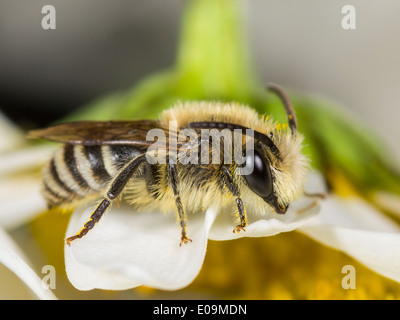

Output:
xmin=27 ymin=120 xmax=182 ymax=149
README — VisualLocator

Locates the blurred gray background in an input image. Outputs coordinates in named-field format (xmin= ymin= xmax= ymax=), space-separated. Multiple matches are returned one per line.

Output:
xmin=0 ymin=0 xmax=399 ymax=156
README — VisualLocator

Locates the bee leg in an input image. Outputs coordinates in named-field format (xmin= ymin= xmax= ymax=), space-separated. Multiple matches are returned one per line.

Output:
xmin=304 ymin=191 xmax=326 ymax=199
xmin=168 ymin=163 xmax=192 ymax=246
xmin=233 ymin=198 xmax=247 ymax=233
xmin=66 ymin=154 xmax=147 ymax=245
xmin=66 ymin=199 xmax=110 ymax=245
xmin=221 ymin=166 xmax=247 ymax=233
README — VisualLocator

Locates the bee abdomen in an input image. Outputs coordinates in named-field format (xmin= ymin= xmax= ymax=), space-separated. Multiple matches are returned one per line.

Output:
xmin=42 ymin=144 xmax=114 ymax=207
xmin=42 ymin=155 xmax=81 ymax=207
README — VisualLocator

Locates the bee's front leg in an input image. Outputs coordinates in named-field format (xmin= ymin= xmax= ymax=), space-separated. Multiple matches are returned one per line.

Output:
xmin=220 ymin=166 xmax=247 ymax=233
xmin=168 ymin=163 xmax=192 ymax=246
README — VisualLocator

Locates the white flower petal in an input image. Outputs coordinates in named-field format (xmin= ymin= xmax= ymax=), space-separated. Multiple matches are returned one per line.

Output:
xmin=300 ymin=225 xmax=400 ymax=283
xmin=65 ymin=205 xmax=218 ymax=291
xmin=0 ymin=227 xmax=57 ymax=300
xmin=0 ymin=144 xmax=55 ymax=177
xmin=208 ymin=197 xmax=320 ymax=240
xmin=0 ymin=176 xmax=47 ymax=229
xmin=303 ymin=196 xmax=400 ymax=232
xmin=299 ymin=196 xmax=400 ymax=282
xmin=0 ymin=144 xmax=54 ymax=228
xmin=0 ymin=111 xmax=25 ymax=153
xmin=303 ymin=169 xmax=329 ymax=195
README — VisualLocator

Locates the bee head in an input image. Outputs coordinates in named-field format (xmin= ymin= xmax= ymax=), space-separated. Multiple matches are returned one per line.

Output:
xmin=242 ymin=148 xmax=275 ymax=207
xmin=241 ymin=84 xmax=307 ymax=214
xmin=241 ymin=140 xmax=306 ymax=214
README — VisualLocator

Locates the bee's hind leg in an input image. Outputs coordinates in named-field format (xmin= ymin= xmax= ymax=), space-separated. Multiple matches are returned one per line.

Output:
xmin=66 ymin=198 xmax=111 ymax=245
xmin=221 ymin=166 xmax=247 ymax=234
xmin=66 ymin=154 xmax=147 ymax=245
xmin=168 ymin=163 xmax=192 ymax=246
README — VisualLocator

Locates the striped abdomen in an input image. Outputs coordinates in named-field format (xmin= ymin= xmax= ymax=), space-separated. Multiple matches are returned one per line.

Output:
xmin=42 ymin=144 xmax=141 ymax=207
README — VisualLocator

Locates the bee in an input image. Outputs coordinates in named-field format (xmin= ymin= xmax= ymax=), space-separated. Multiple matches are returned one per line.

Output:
xmin=28 ymin=84 xmax=308 ymax=246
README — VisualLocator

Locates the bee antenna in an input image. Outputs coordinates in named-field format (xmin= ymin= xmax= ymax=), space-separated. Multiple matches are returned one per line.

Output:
xmin=267 ymin=83 xmax=298 ymax=135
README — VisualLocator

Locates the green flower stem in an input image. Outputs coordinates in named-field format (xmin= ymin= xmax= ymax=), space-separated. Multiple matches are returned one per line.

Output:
xmin=175 ymin=0 xmax=256 ymax=101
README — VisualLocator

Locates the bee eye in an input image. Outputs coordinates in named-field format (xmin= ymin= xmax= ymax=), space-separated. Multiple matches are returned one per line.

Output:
xmin=243 ymin=149 xmax=273 ymax=198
